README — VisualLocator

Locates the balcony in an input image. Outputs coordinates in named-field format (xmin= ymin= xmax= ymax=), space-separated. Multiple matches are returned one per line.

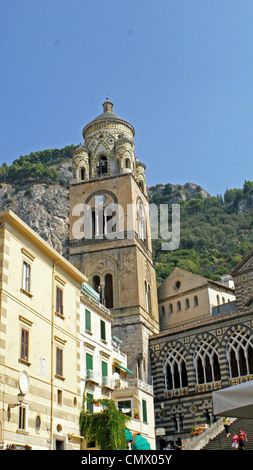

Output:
xmin=84 ymin=369 xmax=100 ymax=385
xmin=101 ymin=376 xmax=114 ymax=390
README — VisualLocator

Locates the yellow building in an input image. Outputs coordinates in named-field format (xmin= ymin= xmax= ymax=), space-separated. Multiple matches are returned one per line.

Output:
xmin=158 ymin=267 xmax=236 ymax=331
xmin=0 ymin=209 xmax=87 ymax=450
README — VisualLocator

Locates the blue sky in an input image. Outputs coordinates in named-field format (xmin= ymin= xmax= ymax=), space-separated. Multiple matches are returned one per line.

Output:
xmin=1 ymin=0 xmax=253 ymax=196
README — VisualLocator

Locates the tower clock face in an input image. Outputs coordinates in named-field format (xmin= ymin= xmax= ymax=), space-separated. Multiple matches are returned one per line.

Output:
xmin=95 ymin=195 xmax=106 ymax=205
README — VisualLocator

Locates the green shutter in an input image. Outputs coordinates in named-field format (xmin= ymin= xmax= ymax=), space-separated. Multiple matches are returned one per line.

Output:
xmin=85 ymin=309 xmax=91 ymax=332
xmin=100 ymin=320 xmax=106 ymax=341
xmin=87 ymin=392 xmax=93 ymax=413
xmin=102 ymin=361 xmax=108 ymax=377
xmin=86 ymin=353 xmax=93 ymax=370
xmin=142 ymin=399 xmax=147 ymax=423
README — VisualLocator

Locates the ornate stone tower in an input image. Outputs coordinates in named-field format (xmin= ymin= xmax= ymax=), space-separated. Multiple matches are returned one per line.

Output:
xmin=69 ymin=100 xmax=159 ymax=381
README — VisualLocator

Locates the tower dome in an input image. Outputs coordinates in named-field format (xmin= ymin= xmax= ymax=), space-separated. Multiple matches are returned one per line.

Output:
xmin=82 ymin=100 xmax=135 ymax=139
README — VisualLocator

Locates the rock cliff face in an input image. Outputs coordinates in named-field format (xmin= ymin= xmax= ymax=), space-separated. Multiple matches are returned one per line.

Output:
xmin=0 ymin=161 xmax=72 ymax=256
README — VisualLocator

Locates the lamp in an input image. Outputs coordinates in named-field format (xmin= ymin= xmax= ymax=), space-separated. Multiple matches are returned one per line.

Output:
xmin=7 ymin=392 xmax=25 ymax=418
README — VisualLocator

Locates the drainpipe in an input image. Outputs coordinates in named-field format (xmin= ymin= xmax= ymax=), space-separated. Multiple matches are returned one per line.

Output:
xmin=50 ymin=260 xmax=58 ymax=450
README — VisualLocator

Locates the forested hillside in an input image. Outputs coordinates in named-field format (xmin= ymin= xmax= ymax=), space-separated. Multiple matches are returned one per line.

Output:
xmin=1 ymin=146 xmax=253 ymax=285
xmin=149 ymin=182 xmax=253 ymax=284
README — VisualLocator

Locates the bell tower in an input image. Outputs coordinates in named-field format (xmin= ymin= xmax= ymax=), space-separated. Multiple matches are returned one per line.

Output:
xmin=69 ymin=101 xmax=159 ymax=380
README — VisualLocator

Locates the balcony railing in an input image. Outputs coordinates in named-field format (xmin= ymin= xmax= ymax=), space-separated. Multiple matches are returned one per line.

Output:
xmin=83 ymin=371 xmax=153 ymax=394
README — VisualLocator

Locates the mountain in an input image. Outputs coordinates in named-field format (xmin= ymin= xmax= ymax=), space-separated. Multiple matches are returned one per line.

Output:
xmin=1 ymin=145 xmax=253 ymax=284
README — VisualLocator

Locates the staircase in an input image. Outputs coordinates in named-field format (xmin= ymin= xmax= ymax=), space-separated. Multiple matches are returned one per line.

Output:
xmin=201 ymin=418 xmax=253 ymax=450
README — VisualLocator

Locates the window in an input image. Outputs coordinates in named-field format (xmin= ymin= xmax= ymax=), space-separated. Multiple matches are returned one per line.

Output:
xmin=18 ymin=404 xmax=28 ymax=431
xmin=57 ymin=389 xmax=62 ymax=405
xmin=164 ymin=345 xmax=188 ymax=391
xmin=137 ymin=202 xmax=146 ymax=241
xmin=194 ymin=337 xmax=221 ymax=384
xmin=142 ymin=399 xmax=147 ymax=423
xmin=169 ymin=303 xmax=173 ymax=314
xmin=185 ymin=298 xmax=190 ymax=309
xmin=118 ymin=400 xmax=132 ymax=417
xmin=86 ymin=353 xmax=93 ymax=379
xmin=226 ymin=329 xmax=253 ymax=378
xmin=80 ymin=167 xmax=86 ymax=181
xmin=100 ymin=320 xmax=106 ymax=342
xmin=35 ymin=415 xmax=41 ymax=433
xmin=87 ymin=393 xmax=94 ymax=413
xmin=56 ymin=287 xmax=63 ymax=316
xmin=145 ymin=281 xmax=151 ymax=314
xmin=85 ymin=309 xmax=91 ymax=333
xmin=56 ymin=347 xmax=63 ymax=377
xmin=92 ymin=275 xmax=102 ymax=302
xmin=20 ymin=328 xmax=29 ymax=362
xmin=177 ymin=301 xmax=181 ymax=312
xmin=98 ymin=156 xmax=108 ymax=176
xmin=193 ymin=295 xmax=198 ymax=306
xmin=125 ymin=158 xmax=131 ymax=169
xmin=22 ymin=261 xmax=31 ymax=292
xmin=105 ymin=273 xmax=113 ymax=308
xmin=102 ymin=361 xmax=108 ymax=386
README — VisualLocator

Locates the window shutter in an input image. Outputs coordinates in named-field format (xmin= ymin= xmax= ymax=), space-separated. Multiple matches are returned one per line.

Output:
xmin=102 ymin=361 xmax=108 ymax=377
xmin=100 ymin=320 xmax=106 ymax=341
xmin=142 ymin=399 xmax=147 ymax=423
xmin=85 ymin=309 xmax=91 ymax=332
xmin=86 ymin=353 xmax=93 ymax=370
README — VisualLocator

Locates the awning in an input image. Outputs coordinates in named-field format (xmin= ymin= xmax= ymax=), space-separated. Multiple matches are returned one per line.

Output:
xmin=114 ymin=363 xmax=133 ymax=375
xmin=212 ymin=380 xmax=253 ymax=418
xmin=132 ymin=434 xmax=151 ymax=450
xmin=125 ymin=429 xmax=133 ymax=441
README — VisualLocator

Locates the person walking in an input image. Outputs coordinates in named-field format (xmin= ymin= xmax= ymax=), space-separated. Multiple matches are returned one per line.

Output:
xmin=231 ymin=432 xmax=238 ymax=450
xmin=237 ymin=429 xmax=248 ymax=450
xmin=223 ymin=417 xmax=231 ymax=437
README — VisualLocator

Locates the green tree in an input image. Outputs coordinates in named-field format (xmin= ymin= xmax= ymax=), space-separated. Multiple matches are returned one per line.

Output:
xmin=79 ymin=398 xmax=130 ymax=450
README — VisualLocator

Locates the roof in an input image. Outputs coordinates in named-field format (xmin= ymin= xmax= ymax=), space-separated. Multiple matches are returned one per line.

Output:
xmin=82 ymin=101 xmax=135 ymax=137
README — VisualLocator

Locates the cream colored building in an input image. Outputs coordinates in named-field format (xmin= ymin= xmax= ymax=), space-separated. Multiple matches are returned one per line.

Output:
xmin=0 ymin=209 xmax=87 ymax=450
xmin=158 ymin=267 xmax=236 ymax=331
xmin=80 ymin=282 xmax=156 ymax=449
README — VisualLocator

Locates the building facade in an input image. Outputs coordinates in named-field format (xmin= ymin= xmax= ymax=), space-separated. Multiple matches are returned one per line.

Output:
xmin=158 ymin=267 xmax=236 ymax=331
xmin=68 ymin=100 xmax=159 ymax=382
xmin=150 ymin=261 xmax=253 ymax=449
xmin=0 ymin=210 xmax=87 ymax=450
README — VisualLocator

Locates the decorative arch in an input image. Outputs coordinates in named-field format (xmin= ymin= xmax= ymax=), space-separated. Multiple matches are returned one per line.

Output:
xmin=191 ymin=334 xmax=221 ymax=385
xmin=224 ymin=325 xmax=253 ymax=378
xmin=163 ymin=343 xmax=188 ymax=391
xmin=87 ymin=254 xmax=119 ymax=308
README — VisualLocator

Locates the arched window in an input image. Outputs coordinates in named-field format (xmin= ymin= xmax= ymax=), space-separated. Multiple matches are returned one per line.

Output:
xmin=193 ymin=295 xmax=198 ymax=306
xmin=144 ymin=281 xmax=151 ymax=313
xmin=226 ymin=329 xmax=253 ymax=378
xmin=105 ymin=273 xmax=113 ymax=309
xmin=169 ymin=303 xmax=173 ymax=314
xmin=161 ymin=306 xmax=165 ymax=316
xmin=138 ymin=180 xmax=144 ymax=191
xmin=80 ymin=167 xmax=85 ymax=181
xmin=92 ymin=275 xmax=101 ymax=302
xmin=98 ymin=156 xmax=108 ymax=176
xmin=125 ymin=158 xmax=131 ymax=169
xmin=185 ymin=298 xmax=190 ymax=309
xmin=164 ymin=345 xmax=188 ymax=391
xmin=217 ymin=295 xmax=220 ymax=305
xmin=177 ymin=301 xmax=181 ymax=312
xmin=137 ymin=201 xmax=146 ymax=241
xmin=194 ymin=337 xmax=221 ymax=384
